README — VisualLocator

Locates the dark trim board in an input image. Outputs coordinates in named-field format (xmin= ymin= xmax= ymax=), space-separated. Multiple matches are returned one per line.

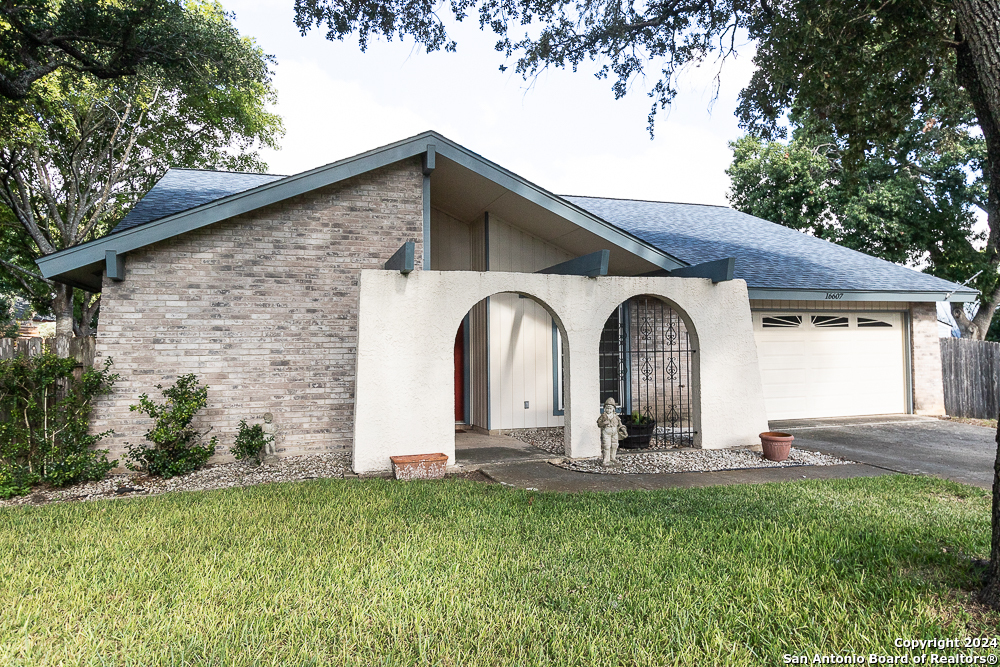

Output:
xmin=385 ymin=242 xmax=415 ymax=274
xmin=551 ymin=321 xmax=564 ymax=417
xmin=537 ymin=250 xmax=610 ymax=277
xmin=747 ymin=288 xmax=977 ymax=303
xmin=463 ymin=312 xmax=471 ymax=425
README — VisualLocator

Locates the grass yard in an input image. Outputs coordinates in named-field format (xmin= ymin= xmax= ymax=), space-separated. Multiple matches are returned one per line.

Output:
xmin=0 ymin=475 xmax=997 ymax=666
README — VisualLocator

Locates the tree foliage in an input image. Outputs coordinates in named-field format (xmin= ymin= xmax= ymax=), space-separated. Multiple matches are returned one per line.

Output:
xmin=727 ymin=107 xmax=988 ymax=297
xmin=0 ymin=0 xmax=273 ymax=100
xmin=294 ymin=0 xmax=1000 ymax=337
xmin=0 ymin=0 xmax=283 ymax=338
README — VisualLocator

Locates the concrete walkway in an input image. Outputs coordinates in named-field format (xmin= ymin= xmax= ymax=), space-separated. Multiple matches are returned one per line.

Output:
xmin=454 ymin=431 xmax=553 ymax=466
xmin=458 ymin=414 xmax=995 ymax=492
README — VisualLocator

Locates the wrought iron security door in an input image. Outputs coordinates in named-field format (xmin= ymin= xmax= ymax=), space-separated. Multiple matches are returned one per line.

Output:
xmin=598 ymin=297 xmax=695 ymax=448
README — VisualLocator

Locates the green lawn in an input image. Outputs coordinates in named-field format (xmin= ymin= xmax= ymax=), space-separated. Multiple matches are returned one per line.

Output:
xmin=0 ymin=475 xmax=997 ymax=666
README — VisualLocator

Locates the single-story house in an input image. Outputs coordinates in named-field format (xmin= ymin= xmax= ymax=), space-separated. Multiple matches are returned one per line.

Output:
xmin=36 ymin=132 xmax=978 ymax=473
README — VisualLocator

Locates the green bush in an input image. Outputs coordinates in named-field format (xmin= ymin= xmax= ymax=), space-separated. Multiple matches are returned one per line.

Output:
xmin=125 ymin=374 xmax=217 ymax=479
xmin=230 ymin=419 xmax=273 ymax=466
xmin=0 ymin=295 xmax=21 ymax=338
xmin=625 ymin=410 xmax=653 ymax=426
xmin=0 ymin=353 xmax=118 ymax=499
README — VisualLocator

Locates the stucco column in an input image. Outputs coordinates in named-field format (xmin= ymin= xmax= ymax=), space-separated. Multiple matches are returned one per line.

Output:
xmin=563 ymin=327 xmax=602 ymax=459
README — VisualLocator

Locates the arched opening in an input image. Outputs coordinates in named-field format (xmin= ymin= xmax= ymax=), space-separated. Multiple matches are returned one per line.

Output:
xmin=599 ymin=295 xmax=697 ymax=449
xmin=452 ymin=291 xmax=569 ymax=462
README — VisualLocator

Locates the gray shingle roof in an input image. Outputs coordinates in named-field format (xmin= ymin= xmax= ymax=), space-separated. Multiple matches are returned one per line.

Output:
xmin=108 ymin=166 xmax=974 ymax=297
xmin=564 ymin=196 xmax=972 ymax=295
xmin=112 ymin=168 xmax=284 ymax=234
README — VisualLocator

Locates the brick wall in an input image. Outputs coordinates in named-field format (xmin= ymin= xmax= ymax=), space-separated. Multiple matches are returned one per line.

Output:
xmin=93 ymin=159 xmax=424 ymax=463
xmin=910 ymin=301 xmax=946 ymax=415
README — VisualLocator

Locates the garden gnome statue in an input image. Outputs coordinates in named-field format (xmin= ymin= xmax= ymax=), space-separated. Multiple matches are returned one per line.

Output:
xmin=597 ymin=397 xmax=628 ymax=467
xmin=261 ymin=412 xmax=279 ymax=459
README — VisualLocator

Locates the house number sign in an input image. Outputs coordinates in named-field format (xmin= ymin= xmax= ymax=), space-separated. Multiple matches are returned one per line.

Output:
xmin=825 ymin=292 xmax=844 ymax=300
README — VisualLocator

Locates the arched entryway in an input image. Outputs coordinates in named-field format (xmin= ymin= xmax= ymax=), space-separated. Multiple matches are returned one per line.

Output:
xmin=599 ymin=296 xmax=697 ymax=449
xmin=452 ymin=291 xmax=570 ymax=463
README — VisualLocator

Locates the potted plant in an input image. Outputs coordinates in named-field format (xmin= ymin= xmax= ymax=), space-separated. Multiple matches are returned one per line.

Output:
xmin=759 ymin=432 xmax=794 ymax=462
xmin=621 ymin=410 xmax=657 ymax=449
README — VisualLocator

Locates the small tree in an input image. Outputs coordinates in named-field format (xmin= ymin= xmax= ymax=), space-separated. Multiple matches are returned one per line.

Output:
xmin=0 ymin=353 xmax=118 ymax=498
xmin=125 ymin=374 xmax=217 ymax=479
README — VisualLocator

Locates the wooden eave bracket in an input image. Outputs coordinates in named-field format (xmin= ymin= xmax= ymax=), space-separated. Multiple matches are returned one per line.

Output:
xmin=105 ymin=250 xmax=125 ymax=282
xmin=385 ymin=241 xmax=415 ymax=274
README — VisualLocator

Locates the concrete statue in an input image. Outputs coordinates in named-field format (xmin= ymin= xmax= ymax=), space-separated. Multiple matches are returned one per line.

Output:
xmin=262 ymin=412 xmax=279 ymax=458
xmin=597 ymin=397 xmax=628 ymax=466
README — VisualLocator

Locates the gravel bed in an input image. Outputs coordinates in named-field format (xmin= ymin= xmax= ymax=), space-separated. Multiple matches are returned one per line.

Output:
xmin=507 ymin=426 xmax=693 ymax=455
xmin=0 ymin=452 xmax=352 ymax=508
xmin=505 ymin=427 xmax=565 ymax=455
xmin=555 ymin=447 xmax=854 ymax=475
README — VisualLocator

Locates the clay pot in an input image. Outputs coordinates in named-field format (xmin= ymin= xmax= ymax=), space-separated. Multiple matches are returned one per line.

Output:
xmin=389 ymin=453 xmax=448 ymax=480
xmin=759 ymin=432 xmax=794 ymax=462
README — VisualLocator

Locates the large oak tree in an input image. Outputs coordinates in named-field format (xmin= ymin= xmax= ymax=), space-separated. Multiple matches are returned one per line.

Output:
xmin=0 ymin=1 xmax=283 ymax=340
xmin=0 ymin=0 xmax=266 ymax=100
xmin=292 ymin=0 xmax=1000 ymax=604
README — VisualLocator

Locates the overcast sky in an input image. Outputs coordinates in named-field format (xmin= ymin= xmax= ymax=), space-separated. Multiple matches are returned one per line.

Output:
xmin=222 ymin=0 xmax=757 ymax=207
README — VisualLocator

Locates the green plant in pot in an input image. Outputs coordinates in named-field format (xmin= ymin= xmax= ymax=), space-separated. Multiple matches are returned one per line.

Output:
xmin=621 ymin=409 xmax=656 ymax=449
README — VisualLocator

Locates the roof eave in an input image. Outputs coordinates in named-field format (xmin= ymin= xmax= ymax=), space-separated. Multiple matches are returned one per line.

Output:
xmin=746 ymin=287 xmax=979 ymax=303
xmin=36 ymin=131 xmax=686 ymax=288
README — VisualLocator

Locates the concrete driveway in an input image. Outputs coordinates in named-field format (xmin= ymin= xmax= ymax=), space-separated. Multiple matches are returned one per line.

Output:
xmin=770 ymin=415 xmax=996 ymax=489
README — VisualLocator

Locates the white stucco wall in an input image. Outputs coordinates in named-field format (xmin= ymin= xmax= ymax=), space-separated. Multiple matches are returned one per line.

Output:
xmin=352 ymin=270 xmax=769 ymax=474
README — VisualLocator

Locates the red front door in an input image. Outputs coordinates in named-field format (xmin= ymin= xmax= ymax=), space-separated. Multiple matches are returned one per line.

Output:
xmin=454 ymin=321 xmax=465 ymax=422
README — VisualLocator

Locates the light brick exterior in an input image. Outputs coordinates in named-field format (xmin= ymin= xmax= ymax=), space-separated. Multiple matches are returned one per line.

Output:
xmin=909 ymin=301 xmax=946 ymax=415
xmin=93 ymin=159 xmax=424 ymax=463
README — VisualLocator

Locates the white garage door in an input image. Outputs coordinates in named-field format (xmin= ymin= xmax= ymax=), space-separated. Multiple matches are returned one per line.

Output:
xmin=752 ymin=311 xmax=907 ymax=420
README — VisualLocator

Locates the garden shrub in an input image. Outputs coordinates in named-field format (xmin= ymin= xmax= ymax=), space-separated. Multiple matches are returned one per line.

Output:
xmin=125 ymin=374 xmax=217 ymax=479
xmin=0 ymin=353 xmax=118 ymax=499
xmin=230 ymin=419 xmax=273 ymax=465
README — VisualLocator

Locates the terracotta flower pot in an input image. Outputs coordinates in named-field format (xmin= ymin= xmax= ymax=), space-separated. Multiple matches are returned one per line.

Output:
xmin=759 ymin=432 xmax=794 ymax=462
xmin=389 ymin=453 xmax=448 ymax=480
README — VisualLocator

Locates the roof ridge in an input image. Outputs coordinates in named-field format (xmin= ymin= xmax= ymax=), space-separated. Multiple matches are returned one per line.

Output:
xmin=165 ymin=167 xmax=287 ymax=177
xmin=561 ymin=194 xmax=731 ymax=209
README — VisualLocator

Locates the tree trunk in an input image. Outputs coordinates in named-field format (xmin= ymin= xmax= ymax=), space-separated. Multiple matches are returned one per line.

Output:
xmin=952 ymin=7 xmax=1000 ymax=345
xmin=953 ymin=0 xmax=1000 ymax=607
xmin=983 ymin=421 xmax=1000 ymax=607
xmin=52 ymin=283 xmax=74 ymax=342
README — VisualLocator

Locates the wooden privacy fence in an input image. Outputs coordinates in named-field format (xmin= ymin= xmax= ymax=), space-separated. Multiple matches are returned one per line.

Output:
xmin=0 ymin=337 xmax=96 ymax=368
xmin=940 ymin=337 xmax=1000 ymax=419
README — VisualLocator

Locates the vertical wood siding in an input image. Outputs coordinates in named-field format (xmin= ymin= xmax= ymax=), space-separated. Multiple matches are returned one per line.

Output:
xmin=430 ymin=208 xmax=471 ymax=271
xmin=469 ymin=216 xmax=489 ymax=428
xmin=486 ymin=215 xmax=572 ymax=429
xmin=487 ymin=215 xmax=572 ymax=273
xmin=489 ymin=294 xmax=562 ymax=428
xmin=940 ymin=337 xmax=1000 ymax=419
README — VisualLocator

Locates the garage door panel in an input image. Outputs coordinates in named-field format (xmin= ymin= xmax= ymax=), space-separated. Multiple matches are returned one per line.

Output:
xmin=753 ymin=311 xmax=906 ymax=420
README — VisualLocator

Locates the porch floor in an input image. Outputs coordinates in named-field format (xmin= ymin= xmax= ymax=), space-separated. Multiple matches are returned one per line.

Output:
xmin=454 ymin=431 xmax=554 ymax=467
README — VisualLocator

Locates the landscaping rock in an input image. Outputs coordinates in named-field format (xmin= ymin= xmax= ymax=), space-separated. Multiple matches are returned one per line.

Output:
xmin=555 ymin=447 xmax=852 ymax=475
xmin=0 ymin=452 xmax=351 ymax=507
